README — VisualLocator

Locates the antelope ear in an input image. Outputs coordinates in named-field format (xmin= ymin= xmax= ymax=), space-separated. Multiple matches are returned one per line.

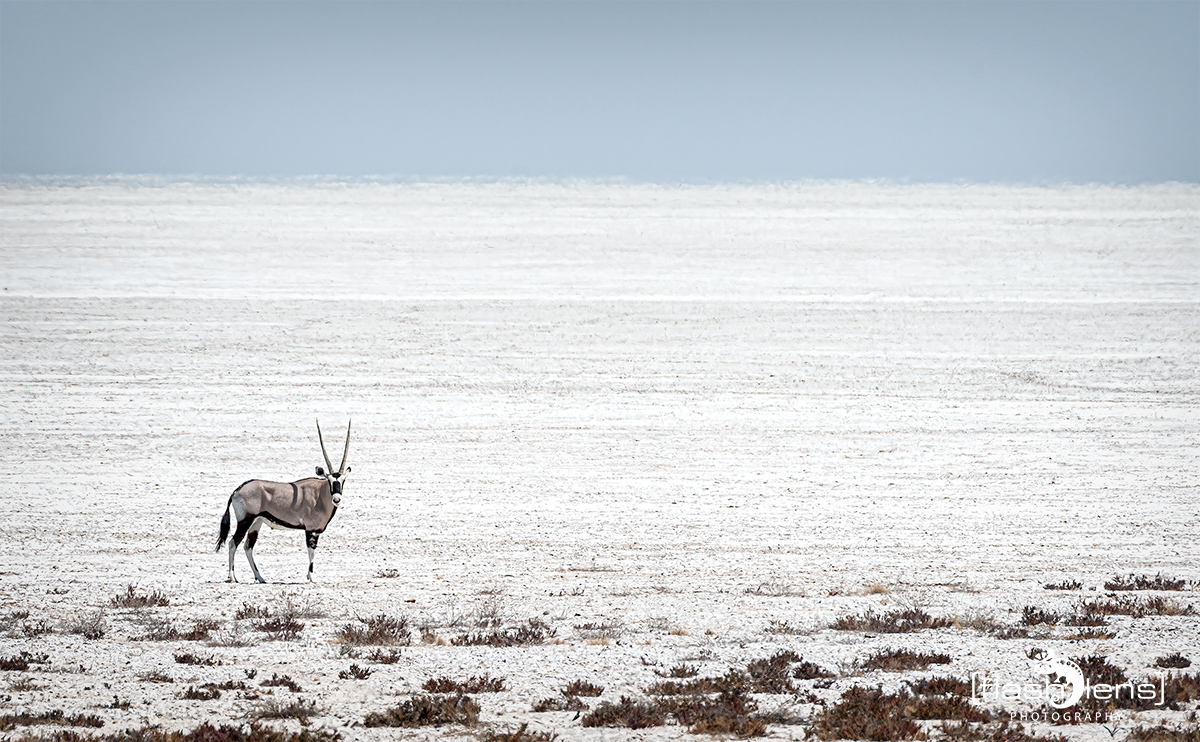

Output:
xmin=316 ymin=466 xmax=325 ymax=476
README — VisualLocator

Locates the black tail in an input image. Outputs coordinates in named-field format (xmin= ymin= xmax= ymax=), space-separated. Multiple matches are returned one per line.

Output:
xmin=216 ymin=495 xmax=233 ymax=551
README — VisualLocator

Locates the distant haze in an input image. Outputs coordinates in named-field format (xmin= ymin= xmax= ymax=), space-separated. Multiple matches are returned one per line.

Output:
xmin=2 ymin=1 xmax=1196 ymax=183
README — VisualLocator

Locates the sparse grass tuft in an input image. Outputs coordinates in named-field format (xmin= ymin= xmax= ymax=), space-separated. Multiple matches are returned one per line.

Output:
xmin=1043 ymin=579 xmax=1083 ymax=591
xmin=375 ymin=569 xmax=401 ymax=579
xmin=1155 ymin=653 xmax=1192 ymax=669
xmin=138 ymin=670 xmax=174 ymax=683
xmin=858 ymin=648 xmax=952 ymax=672
xmin=1 ymin=722 xmax=341 ymax=742
xmin=1105 ymin=573 xmax=1187 ymax=591
xmin=111 ymin=584 xmax=169 ymax=608
xmin=832 ymin=608 xmax=953 ymax=633
xmin=335 ymin=614 xmax=411 ymax=646
xmin=580 ymin=696 xmax=665 ymax=729
xmin=363 ymin=694 xmax=480 ymax=728
xmin=423 ymin=675 xmax=505 ymax=693
xmin=339 ymin=664 xmax=372 ymax=680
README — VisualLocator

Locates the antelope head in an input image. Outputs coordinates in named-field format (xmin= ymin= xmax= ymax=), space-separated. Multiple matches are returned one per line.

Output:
xmin=316 ymin=419 xmax=351 ymax=506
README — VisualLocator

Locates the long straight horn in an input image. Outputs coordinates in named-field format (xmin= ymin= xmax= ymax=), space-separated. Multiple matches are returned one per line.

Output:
xmin=316 ymin=419 xmax=334 ymax=474
xmin=339 ymin=420 xmax=351 ymax=473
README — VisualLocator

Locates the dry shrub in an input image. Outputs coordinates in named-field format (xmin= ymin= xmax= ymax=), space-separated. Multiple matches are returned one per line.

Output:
xmin=1105 ymin=573 xmax=1186 ymax=591
xmin=812 ymin=686 xmax=921 ymax=740
xmin=562 ymin=679 xmax=603 ymax=697
xmin=174 ymin=651 xmax=221 ymax=667
xmin=1079 ymin=596 xmax=1194 ymax=617
xmin=1059 ymin=627 xmax=1116 ymax=640
xmin=906 ymin=694 xmax=991 ymax=722
xmin=255 ymin=616 xmax=303 ymax=641
xmin=4 ymin=723 xmax=339 ymax=742
xmin=111 ymin=584 xmax=169 ymax=608
xmin=236 ymin=602 xmax=271 ymax=620
xmin=654 ymin=663 xmax=699 ymax=678
xmin=532 ymin=696 xmax=588 ymax=712
xmin=422 ymin=675 xmax=505 ymax=693
xmin=482 ymin=723 xmax=557 ymax=742
xmin=1020 ymin=606 xmax=1060 ymax=626
xmin=858 ymin=648 xmax=951 ymax=672
xmin=261 ymin=673 xmax=303 ymax=693
xmin=363 ymin=694 xmax=480 ymax=728
xmin=832 ymin=608 xmax=953 ymax=633
xmin=138 ymin=670 xmax=174 ymax=683
xmin=0 ymin=652 xmax=49 ymax=672
xmin=365 ymin=648 xmax=402 ymax=664
xmin=0 ymin=709 xmax=104 ymax=731
xmin=665 ymin=688 xmax=766 ymax=737
xmin=1127 ymin=726 xmax=1200 ymax=742
xmin=906 ymin=676 xmax=974 ymax=697
xmin=180 ymin=685 xmax=221 ymax=701
xmin=338 ymin=664 xmax=372 ymax=680
xmin=1043 ymin=580 xmax=1082 ymax=591
xmin=253 ymin=698 xmax=321 ymax=725
xmin=64 ymin=610 xmax=107 ymax=640
xmin=20 ymin=619 xmax=54 ymax=638
xmin=580 ymin=696 xmax=665 ymax=729
xmin=451 ymin=619 xmax=555 ymax=647
xmin=983 ymin=720 xmax=1070 ymax=742
xmin=1155 ymin=653 xmax=1192 ymax=669
xmin=135 ymin=616 xmax=219 ymax=642
xmin=335 ymin=614 xmax=411 ymax=646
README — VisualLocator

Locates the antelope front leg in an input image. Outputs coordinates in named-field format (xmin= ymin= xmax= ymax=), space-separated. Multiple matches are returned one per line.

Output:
xmin=306 ymin=531 xmax=320 ymax=582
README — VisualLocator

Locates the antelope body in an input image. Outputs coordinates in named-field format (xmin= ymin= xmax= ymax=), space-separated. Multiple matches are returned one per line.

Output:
xmin=217 ymin=421 xmax=351 ymax=583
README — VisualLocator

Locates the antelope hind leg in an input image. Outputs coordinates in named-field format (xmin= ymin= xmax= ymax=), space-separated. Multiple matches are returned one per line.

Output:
xmin=244 ymin=519 xmax=267 ymax=584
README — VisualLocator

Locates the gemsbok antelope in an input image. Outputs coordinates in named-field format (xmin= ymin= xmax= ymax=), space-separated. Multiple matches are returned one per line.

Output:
xmin=216 ymin=421 xmax=351 ymax=583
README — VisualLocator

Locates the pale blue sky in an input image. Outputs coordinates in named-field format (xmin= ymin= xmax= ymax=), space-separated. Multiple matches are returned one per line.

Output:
xmin=2 ymin=1 xmax=1196 ymax=182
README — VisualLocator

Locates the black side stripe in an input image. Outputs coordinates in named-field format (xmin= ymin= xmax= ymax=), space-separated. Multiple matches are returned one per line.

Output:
xmin=257 ymin=512 xmax=306 ymax=530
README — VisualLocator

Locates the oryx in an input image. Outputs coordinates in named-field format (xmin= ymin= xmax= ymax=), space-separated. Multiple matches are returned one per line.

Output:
xmin=216 ymin=420 xmax=351 ymax=583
